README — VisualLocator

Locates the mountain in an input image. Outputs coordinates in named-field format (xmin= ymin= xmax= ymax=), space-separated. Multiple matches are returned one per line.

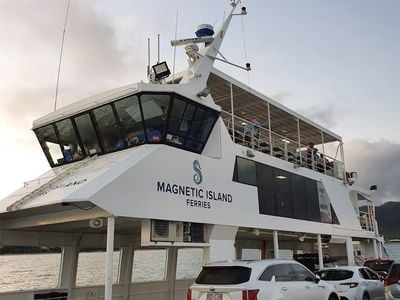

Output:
xmin=375 ymin=201 xmax=400 ymax=241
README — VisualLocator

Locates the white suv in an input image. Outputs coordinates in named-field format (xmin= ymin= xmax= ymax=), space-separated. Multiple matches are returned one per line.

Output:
xmin=187 ymin=259 xmax=339 ymax=300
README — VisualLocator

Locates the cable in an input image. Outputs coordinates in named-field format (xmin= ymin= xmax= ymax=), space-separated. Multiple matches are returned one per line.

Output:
xmin=240 ymin=3 xmax=252 ymax=91
xmin=54 ymin=0 xmax=71 ymax=111
xmin=172 ymin=9 xmax=178 ymax=83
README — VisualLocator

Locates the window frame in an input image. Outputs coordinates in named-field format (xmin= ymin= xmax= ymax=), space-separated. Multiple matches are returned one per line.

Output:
xmin=34 ymin=92 xmax=220 ymax=167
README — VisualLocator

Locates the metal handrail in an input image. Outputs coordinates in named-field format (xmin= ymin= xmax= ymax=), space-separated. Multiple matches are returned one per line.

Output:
xmin=221 ymin=110 xmax=344 ymax=179
xmin=359 ymin=211 xmax=375 ymax=232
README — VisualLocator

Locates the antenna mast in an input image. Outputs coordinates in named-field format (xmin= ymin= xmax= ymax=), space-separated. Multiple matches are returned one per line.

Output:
xmin=54 ymin=0 xmax=71 ymax=111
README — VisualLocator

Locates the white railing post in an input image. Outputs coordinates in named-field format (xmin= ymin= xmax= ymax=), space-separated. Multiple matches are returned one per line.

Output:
xmin=230 ymin=83 xmax=235 ymax=142
xmin=273 ymin=231 xmax=279 ymax=259
xmin=346 ymin=236 xmax=355 ymax=266
xmin=267 ymin=103 xmax=272 ymax=155
xmin=105 ymin=216 xmax=115 ymax=300
xmin=317 ymin=234 xmax=324 ymax=270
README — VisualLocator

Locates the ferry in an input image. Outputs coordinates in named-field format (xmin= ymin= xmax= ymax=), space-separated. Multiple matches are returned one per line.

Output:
xmin=0 ymin=1 xmax=386 ymax=299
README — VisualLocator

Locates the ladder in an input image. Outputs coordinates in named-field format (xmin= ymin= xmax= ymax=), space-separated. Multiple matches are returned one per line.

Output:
xmin=6 ymin=156 xmax=96 ymax=212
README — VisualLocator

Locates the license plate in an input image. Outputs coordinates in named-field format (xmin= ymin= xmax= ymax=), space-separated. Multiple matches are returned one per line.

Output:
xmin=206 ymin=292 xmax=222 ymax=300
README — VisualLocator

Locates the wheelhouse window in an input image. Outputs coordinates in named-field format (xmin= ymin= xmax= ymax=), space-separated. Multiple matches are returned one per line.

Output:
xmin=165 ymin=96 xmax=218 ymax=152
xmin=34 ymin=92 xmax=219 ymax=167
xmin=55 ymin=118 xmax=83 ymax=163
xmin=35 ymin=124 xmax=64 ymax=167
xmin=74 ymin=113 xmax=102 ymax=155
xmin=141 ymin=94 xmax=170 ymax=142
xmin=92 ymin=104 xmax=123 ymax=152
xmin=114 ymin=95 xmax=144 ymax=147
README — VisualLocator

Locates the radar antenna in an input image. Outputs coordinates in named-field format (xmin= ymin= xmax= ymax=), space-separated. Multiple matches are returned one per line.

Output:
xmin=170 ymin=0 xmax=249 ymax=97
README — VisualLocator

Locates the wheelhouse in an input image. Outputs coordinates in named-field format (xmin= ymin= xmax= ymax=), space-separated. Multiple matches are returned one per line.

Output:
xmin=34 ymin=92 xmax=219 ymax=167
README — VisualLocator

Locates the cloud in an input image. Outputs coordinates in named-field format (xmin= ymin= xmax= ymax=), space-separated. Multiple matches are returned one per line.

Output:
xmin=345 ymin=139 xmax=400 ymax=205
xmin=0 ymin=1 xmax=149 ymax=199
xmin=269 ymin=91 xmax=294 ymax=103
xmin=0 ymin=1 xmax=149 ymax=127
xmin=297 ymin=101 xmax=346 ymax=129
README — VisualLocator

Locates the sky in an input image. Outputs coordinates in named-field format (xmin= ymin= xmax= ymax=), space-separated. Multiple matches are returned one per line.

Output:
xmin=0 ymin=0 xmax=399 ymax=205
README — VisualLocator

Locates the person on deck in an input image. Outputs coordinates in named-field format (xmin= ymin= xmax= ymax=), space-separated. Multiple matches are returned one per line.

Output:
xmin=306 ymin=142 xmax=318 ymax=168
xmin=243 ymin=116 xmax=260 ymax=147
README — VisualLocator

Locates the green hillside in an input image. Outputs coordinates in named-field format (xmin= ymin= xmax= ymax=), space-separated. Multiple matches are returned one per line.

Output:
xmin=375 ymin=201 xmax=400 ymax=241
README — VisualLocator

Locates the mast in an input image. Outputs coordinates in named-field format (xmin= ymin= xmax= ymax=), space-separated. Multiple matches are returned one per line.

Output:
xmin=179 ymin=1 xmax=241 ymax=92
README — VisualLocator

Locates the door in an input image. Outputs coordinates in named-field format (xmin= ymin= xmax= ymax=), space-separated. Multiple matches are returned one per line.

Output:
xmin=290 ymin=263 xmax=326 ymax=300
xmin=365 ymin=268 xmax=385 ymax=300
xmin=259 ymin=263 xmax=304 ymax=300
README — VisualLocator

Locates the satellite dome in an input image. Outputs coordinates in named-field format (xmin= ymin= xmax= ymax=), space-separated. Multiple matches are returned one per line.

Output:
xmin=195 ymin=24 xmax=215 ymax=37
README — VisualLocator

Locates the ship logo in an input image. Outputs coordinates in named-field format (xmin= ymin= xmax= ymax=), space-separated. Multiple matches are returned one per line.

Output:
xmin=193 ymin=160 xmax=202 ymax=185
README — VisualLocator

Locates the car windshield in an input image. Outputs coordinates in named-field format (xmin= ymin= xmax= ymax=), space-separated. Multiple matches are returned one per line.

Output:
xmin=316 ymin=270 xmax=354 ymax=281
xmin=195 ymin=266 xmax=251 ymax=284
xmin=365 ymin=261 xmax=393 ymax=272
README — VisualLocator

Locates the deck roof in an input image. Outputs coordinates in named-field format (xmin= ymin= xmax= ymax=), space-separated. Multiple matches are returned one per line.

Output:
xmin=207 ymin=68 xmax=341 ymax=145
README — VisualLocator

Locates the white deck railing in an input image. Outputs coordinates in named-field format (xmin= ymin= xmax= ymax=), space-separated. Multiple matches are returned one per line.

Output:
xmin=221 ymin=110 xmax=344 ymax=179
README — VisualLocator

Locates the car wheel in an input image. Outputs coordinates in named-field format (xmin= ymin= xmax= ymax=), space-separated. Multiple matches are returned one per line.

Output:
xmin=362 ymin=293 xmax=370 ymax=300
xmin=328 ymin=293 xmax=338 ymax=300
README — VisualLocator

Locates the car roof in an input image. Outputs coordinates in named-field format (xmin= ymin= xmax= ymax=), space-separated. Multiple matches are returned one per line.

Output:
xmin=319 ymin=266 xmax=363 ymax=272
xmin=365 ymin=258 xmax=395 ymax=262
xmin=205 ymin=259 xmax=300 ymax=268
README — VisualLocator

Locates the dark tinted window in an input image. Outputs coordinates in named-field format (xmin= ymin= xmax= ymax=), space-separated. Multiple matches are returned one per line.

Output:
xmin=292 ymin=175 xmax=308 ymax=220
xmin=55 ymin=119 xmax=83 ymax=163
xmin=235 ymin=157 xmax=257 ymax=186
xmin=93 ymin=104 xmax=123 ymax=152
xmin=35 ymin=124 xmax=63 ymax=166
xmin=114 ymin=95 xmax=144 ymax=147
xmin=305 ymin=178 xmax=321 ymax=221
xmin=165 ymin=97 xmax=218 ymax=152
xmin=359 ymin=268 xmax=371 ymax=279
xmin=35 ymin=93 xmax=219 ymax=167
xmin=259 ymin=264 xmax=296 ymax=282
xmin=365 ymin=268 xmax=379 ymax=280
xmin=195 ymin=266 xmax=251 ymax=284
xmin=141 ymin=94 xmax=170 ymax=142
xmin=389 ymin=264 xmax=400 ymax=278
xmin=290 ymin=264 xmax=315 ymax=281
xmin=233 ymin=157 xmax=343 ymax=224
xmin=167 ymin=97 xmax=195 ymax=141
xmin=364 ymin=260 xmax=393 ymax=273
xmin=74 ymin=113 xmax=102 ymax=155
xmin=275 ymin=170 xmax=292 ymax=217
xmin=317 ymin=270 xmax=354 ymax=281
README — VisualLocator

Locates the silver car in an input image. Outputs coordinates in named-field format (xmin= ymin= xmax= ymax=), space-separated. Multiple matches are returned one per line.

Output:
xmin=187 ymin=259 xmax=339 ymax=300
xmin=316 ymin=266 xmax=384 ymax=300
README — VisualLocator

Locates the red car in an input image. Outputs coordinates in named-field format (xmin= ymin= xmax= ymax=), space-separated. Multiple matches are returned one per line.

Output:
xmin=363 ymin=258 xmax=394 ymax=278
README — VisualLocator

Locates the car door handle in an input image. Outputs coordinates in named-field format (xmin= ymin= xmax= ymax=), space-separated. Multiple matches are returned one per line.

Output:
xmin=305 ymin=285 xmax=311 ymax=289
xmin=281 ymin=287 xmax=288 ymax=291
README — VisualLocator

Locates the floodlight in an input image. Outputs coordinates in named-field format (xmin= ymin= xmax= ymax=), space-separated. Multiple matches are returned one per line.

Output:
xmin=152 ymin=61 xmax=171 ymax=81
xmin=196 ymin=87 xmax=211 ymax=98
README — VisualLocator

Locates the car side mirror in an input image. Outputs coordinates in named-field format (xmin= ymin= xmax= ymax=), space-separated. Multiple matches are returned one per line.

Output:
xmin=315 ymin=274 xmax=321 ymax=284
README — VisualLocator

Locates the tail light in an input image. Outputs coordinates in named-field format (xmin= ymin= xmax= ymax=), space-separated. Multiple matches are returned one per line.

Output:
xmin=242 ymin=289 xmax=259 ymax=300
xmin=385 ymin=277 xmax=399 ymax=286
xmin=339 ymin=282 xmax=359 ymax=288
xmin=186 ymin=288 xmax=191 ymax=300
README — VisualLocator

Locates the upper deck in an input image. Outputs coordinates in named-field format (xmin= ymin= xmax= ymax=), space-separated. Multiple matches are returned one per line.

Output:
xmin=31 ymin=67 xmax=347 ymax=181
xmin=206 ymin=68 xmax=346 ymax=180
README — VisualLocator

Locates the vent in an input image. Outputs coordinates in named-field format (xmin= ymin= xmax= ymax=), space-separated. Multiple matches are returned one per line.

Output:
xmin=142 ymin=220 xmax=206 ymax=245
xmin=151 ymin=220 xmax=183 ymax=242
